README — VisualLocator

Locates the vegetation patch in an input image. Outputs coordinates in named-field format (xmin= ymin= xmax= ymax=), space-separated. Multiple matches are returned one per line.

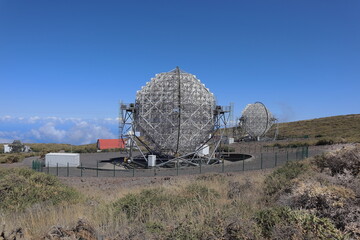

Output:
xmin=0 ymin=152 xmax=36 ymax=164
xmin=112 ymin=184 xmax=220 ymax=223
xmin=274 ymin=114 xmax=360 ymax=143
xmin=255 ymin=206 xmax=345 ymax=239
xmin=28 ymin=143 xmax=99 ymax=154
xmin=2 ymin=144 xmax=360 ymax=239
xmin=264 ymin=161 xmax=309 ymax=197
xmin=313 ymin=146 xmax=360 ymax=176
xmin=268 ymin=144 xmax=360 ymax=239
xmin=0 ymin=168 xmax=81 ymax=211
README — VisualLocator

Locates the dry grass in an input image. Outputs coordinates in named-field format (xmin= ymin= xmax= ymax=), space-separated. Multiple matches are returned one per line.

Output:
xmin=274 ymin=114 xmax=360 ymax=144
xmin=0 ymin=152 xmax=36 ymax=164
xmin=0 ymin=172 xmax=268 ymax=239
xmin=1 ymin=144 xmax=360 ymax=239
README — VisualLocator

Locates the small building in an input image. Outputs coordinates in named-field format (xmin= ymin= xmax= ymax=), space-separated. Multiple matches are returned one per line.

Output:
xmin=97 ymin=139 xmax=126 ymax=150
xmin=45 ymin=153 xmax=80 ymax=167
xmin=3 ymin=144 xmax=11 ymax=153
xmin=3 ymin=140 xmax=31 ymax=153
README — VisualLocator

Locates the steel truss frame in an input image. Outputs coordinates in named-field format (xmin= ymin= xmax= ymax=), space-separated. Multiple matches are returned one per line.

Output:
xmin=120 ymin=103 xmax=231 ymax=167
xmin=239 ymin=102 xmax=277 ymax=141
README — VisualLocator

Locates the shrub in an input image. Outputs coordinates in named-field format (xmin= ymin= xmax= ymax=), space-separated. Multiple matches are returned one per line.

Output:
xmin=287 ymin=142 xmax=309 ymax=148
xmin=315 ymin=139 xmax=334 ymax=146
xmin=286 ymin=181 xmax=359 ymax=236
xmin=227 ymin=180 xmax=252 ymax=199
xmin=112 ymin=188 xmax=183 ymax=222
xmin=182 ymin=184 xmax=220 ymax=202
xmin=0 ymin=168 xmax=81 ymax=210
xmin=0 ymin=153 xmax=36 ymax=164
xmin=112 ymin=184 xmax=220 ymax=223
xmin=313 ymin=146 xmax=360 ymax=176
xmin=255 ymin=207 xmax=345 ymax=239
xmin=196 ymin=173 xmax=225 ymax=183
xmin=224 ymin=219 xmax=262 ymax=240
xmin=264 ymin=161 xmax=309 ymax=197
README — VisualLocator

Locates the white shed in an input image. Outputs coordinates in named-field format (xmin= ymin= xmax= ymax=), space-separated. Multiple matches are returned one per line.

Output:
xmin=3 ymin=144 xmax=12 ymax=153
xmin=45 ymin=153 xmax=80 ymax=167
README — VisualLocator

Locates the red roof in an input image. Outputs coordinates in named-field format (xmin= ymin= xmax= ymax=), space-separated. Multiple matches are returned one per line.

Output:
xmin=97 ymin=139 xmax=126 ymax=150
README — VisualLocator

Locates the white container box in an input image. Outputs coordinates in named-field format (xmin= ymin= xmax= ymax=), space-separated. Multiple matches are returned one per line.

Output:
xmin=148 ymin=155 xmax=156 ymax=167
xmin=227 ymin=137 xmax=234 ymax=144
xmin=45 ymin=153 xmax=80 ymax=167
xmin=196 ymin=144 xmax=209 ymax=157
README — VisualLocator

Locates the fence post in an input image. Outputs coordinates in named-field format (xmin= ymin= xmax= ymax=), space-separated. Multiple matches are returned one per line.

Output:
xmin=67 ymin=162 xmax=69 ymax=177
xmin=132 ymin=166 xmax=135 ymax=177
xmin=222 ymin=159 xmax=225 ymax=173
xmin=300 ymin=147 xmax=303 ymax=159
xmin=47 ymin=162 xmax=49 ymax=174
xmin=296 ymin=148 xmax=298 ymax=160
xmin=176 ymin=159 xmax=179 ymax=176
xmin=199 ymin=161 xmax=202 ymax=174
xmin=286 ymin=151 xmax=289 ymax=162
xmin=113 ymin=163 xmax=116 ymax=177
xmin=275 ymin=152 xmax=278 ymax=167
xmin=154 ymin=167 xmax=156 ymax=176
xmin=243 ymin=158 xmax=245 ymax=171
xmin=261 ymin=153 xmax=263 ymax=169
xmin=96 ymin=161 xmax=99 ymax=177
xmin=56 ymin=163 xmax=59 ymax=176
xmin=81 ymin=162 xmax=83 ymax=177
xmin=306 ymin=146 xmax=309 ymax=158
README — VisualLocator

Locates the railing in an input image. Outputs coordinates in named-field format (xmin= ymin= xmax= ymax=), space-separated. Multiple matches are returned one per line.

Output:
xmin=31 ymin=146 xmax=318 ymax=178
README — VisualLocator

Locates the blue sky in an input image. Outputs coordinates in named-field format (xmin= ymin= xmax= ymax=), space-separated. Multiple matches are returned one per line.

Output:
xmin=0 ymin=1 xmax=359 ymax=144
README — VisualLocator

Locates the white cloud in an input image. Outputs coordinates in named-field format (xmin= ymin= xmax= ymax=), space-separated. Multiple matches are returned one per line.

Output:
xmin=0 ymin=138 xmax=13 ymax=144
xmin=28 ymin=116 xmax=41 ymax=124
xmin=67 ymin=121 xmax=116 ymax=145
xmin=0 ymin=116 xmax=118 ymax=145
xmin=30 ymin=122 xmax=67 ymax=142
xmin=0 ymin=115 xmax=13 ymax=121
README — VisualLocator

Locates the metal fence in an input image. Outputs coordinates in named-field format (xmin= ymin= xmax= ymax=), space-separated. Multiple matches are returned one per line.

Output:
xmin=31 ymin=146 xmax=323 ymax=178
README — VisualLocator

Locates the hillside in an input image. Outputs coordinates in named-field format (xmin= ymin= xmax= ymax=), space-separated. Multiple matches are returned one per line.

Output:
xmin=276 ymin=114 xmax=360 ymax=142
xmin=0 ymin=144 xmax=359 ymax=239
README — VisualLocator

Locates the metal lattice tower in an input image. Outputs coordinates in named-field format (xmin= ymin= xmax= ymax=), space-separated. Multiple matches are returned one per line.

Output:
xmin=239 ymin=102 xmax=276 ymax=140
xmin=134 ymin=67 xmax=216 ymax=155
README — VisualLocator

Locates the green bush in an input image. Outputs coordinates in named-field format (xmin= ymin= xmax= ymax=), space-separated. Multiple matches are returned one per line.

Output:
xmin=315 ymin=139 xmax=334 ymax=146
xmin=264 ymin=161 xmax=309 ymax=197
xmin=182 ymin=184 xmax=220 ymax=201
xmin=255 ymin=207 xmax=345 ymax=239
xmin=112 ymin=188 xmax=182 ymax=222
xmin=287 ymin=142 xmax=309 ymax=148
xmin=0 ymin=153 xmax=36 ymax=164
xmin=112 ymin=184 xmax=219 ymax=223
xmin=0 ymin=168 xmax=82 ymax=210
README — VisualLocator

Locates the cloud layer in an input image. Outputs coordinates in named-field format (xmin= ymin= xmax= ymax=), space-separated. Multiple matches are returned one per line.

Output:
xmin=0 ymin=116 xmax=118 ymax=145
